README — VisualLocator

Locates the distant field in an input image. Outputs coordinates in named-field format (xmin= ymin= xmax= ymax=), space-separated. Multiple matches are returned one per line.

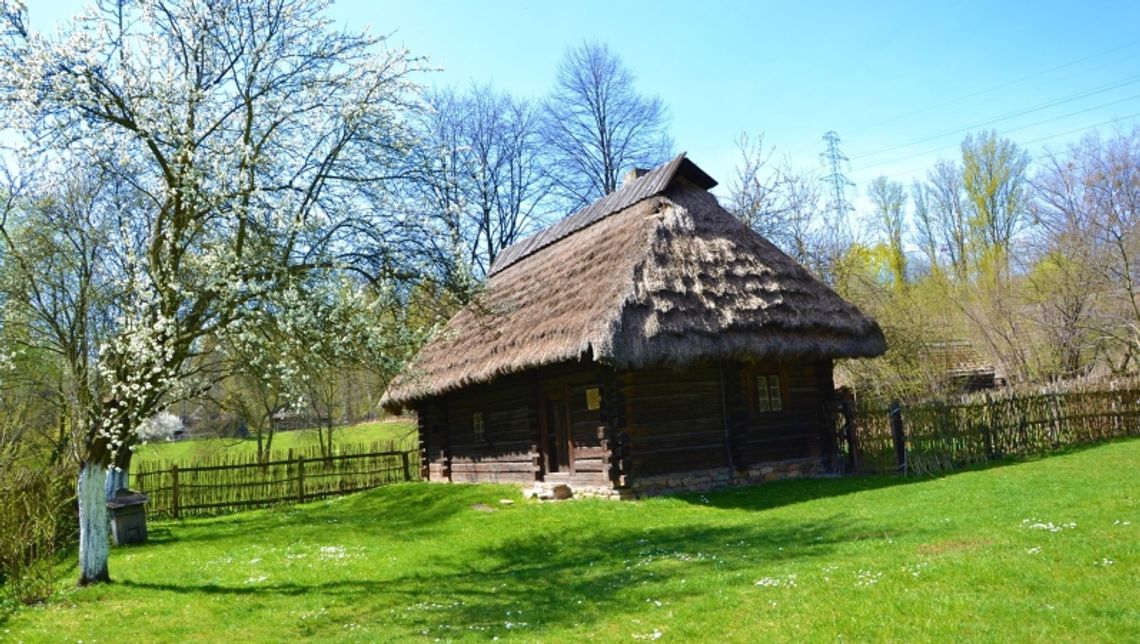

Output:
xmin=7 ymin=439 xmax=1139 ymax=641
xmin=133 ymin=418 xmax=418 ymax=467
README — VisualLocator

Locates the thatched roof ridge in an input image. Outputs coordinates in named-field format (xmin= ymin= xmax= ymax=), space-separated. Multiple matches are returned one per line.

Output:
xmin=488 ymin=153 xmax=716 ymax=276
xmin=382 ymin=157 xmax=886 ymax=410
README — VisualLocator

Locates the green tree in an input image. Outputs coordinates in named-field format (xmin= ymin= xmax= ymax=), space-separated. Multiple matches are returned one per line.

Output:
xmin=961 ymin=130 xmax=1030 ymax=278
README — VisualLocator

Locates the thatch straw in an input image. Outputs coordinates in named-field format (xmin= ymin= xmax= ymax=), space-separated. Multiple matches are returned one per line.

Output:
xmin=383 ymin=155 xmax=886 ymax=410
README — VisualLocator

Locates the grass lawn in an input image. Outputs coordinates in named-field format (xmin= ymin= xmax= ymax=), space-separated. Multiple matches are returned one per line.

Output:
xmin=133 ymin=418 xmax=419 ymax=467
xmin=4 ymin=439 xmax=1139 ymax=642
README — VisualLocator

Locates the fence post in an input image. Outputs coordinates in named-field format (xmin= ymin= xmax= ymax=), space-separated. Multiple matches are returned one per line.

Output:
xmin=840 ymin=399 xmax=860 ymax=474
xmin=890 ymin=401 xmax=907 ymax=475
xmin=171 ymin=464 xmax=180 ymax=519
xmin=982 ymin=391 xmax=997 ymax=460
xmin=400 ymin=451 xmax=411 ymax=482
xmin=297 ymin=455 xmax=305 ymax=503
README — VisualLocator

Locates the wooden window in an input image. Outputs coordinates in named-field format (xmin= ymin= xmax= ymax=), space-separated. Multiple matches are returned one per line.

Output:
xmin=755 ymin=374 xmax=783 ymax=413
xmin=473 ymin=411 xmax=485 ymax=442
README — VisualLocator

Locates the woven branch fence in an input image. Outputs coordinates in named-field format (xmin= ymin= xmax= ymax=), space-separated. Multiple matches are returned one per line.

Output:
xmin=842 ymin=382 xmax=1140 ymax=476
xmin=134 ymin=442 xmax=416 ymax=518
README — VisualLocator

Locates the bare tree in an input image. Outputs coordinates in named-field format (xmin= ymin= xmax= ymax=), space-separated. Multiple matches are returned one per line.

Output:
xmin=771 ymin=160 xmax=837 ymax=279
xmin=867 ymin=176 xmax=908 ymax=290
xmin=724 ymin=138 xmax=838 ymax=277
xmin=1034 ymin=128 xmax=1140 ymax=374
xmin=921 ymin=159 xmax=971 ymax=280
xmin=910 ymin=178 xmax=939 ymax=275
xmin=728 ymin=132 xmax=784 ymax=236
xmin=542 ymin=40 xmax=672 ymax=209
xmin=413 ymin=86 xmax=553 ymax=280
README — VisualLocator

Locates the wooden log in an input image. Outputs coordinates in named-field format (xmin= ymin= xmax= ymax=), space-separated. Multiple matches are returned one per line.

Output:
xmin=448 ymin=462 xmax=540 ymax=474
xmin=629 ymin=429 xmax=725 ymax=451
xmin=447 ymin=439 xmax=534 ymax=454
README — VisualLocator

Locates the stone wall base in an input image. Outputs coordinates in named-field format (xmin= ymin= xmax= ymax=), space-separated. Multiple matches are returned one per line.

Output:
xmin=522 ymin=457 xmax=826 ymax=501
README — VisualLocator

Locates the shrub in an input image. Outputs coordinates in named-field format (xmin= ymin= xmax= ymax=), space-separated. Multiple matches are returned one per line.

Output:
xmin=0 ymin=463 xmax=77 ymax=605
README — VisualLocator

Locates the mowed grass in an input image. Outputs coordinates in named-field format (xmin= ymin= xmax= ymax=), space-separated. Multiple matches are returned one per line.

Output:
xmin=6 ymin=440 xmax=1139 ymax=642
xmin=133 ymin=418 xmax=418 ymax=467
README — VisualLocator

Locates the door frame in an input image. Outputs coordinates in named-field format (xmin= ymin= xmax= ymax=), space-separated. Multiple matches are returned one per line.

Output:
xmin=538 ymin=384 xmax=574 ymax=477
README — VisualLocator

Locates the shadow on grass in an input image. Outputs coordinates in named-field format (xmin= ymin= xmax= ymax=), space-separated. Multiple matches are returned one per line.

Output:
xmin=104 ymin=441 xmax=1138 ymax=638
xmin=139 ymin=482 xmax=509 ymax=547
xmin=119 ymin=511 xmax=901 ymax=639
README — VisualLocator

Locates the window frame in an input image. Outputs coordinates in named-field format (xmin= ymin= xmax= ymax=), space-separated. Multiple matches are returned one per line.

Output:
xmin=747 ymin=368 xmax=785 ymax=414
xmin=473 ymin=411 xmax=486 ymax=443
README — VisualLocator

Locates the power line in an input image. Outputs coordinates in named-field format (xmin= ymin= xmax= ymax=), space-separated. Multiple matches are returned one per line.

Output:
xmin=850 ymin=37 xmax=1140 ymax=135
xmin=1021 ymin=111 xmax=1140 ymax=145
xmin=869 ymin=111 xmax=1140 ymax=181
xmin=851 ymin=73 xmax=1140 ymax=161
xmin=853 ymin=92 xmax=1140 ymax=173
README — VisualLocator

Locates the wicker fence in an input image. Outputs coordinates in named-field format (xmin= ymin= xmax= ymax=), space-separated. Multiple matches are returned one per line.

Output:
xmin=134 ymin=442 xmax=416 ymax=518
xmin=843 ymin=382 xmax=1140 ymax=476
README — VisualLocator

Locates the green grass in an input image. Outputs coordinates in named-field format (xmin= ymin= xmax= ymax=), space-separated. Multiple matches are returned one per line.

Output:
xmin=5 ymin=440 xmax=1139 ymax=642
xmin=133 ymin=418 xmax=418 ymax=467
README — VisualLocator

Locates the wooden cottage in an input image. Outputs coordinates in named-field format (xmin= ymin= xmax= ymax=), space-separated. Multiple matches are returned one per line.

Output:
xmin=382 ymin=154 xmax=887 ymax=497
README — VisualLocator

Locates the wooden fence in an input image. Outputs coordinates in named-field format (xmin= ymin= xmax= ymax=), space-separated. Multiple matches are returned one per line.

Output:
xmin=134 ymin=442 xmax=416 ymax=518
xmin=844 ymin=382 xmax=1140 ymax=476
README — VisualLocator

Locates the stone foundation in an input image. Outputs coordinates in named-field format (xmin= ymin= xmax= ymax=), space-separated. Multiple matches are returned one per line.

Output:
xmin=621 ymin=457 xmax=825 ymax=499
xmin=523 ymin=457 xmax=826 ymax=501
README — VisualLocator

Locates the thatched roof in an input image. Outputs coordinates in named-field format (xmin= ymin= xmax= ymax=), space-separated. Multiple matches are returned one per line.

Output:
xmin=382 ymin=153 xmax=886 ymax=409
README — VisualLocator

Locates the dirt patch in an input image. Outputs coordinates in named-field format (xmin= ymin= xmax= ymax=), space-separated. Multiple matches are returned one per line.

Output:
xmin=918 ymin=537 xmax=993 ymax=555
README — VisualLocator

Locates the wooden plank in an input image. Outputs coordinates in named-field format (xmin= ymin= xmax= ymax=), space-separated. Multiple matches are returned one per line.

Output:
xmin=448 ymin=462 xmax=540 ymax=474
xmin=631 ymin=445 xmax=725 ymax=475
xmin=570 ymin=445 xmax=607 ymax=459
xmin=623 ymin=367 xmax=720 ymax=387
xmin=571 ymin=457 xmax=607 ymax=472
xmin=630 ymin=429 xmax=725 ymax=451
xmin=444 ymin=448 xmax=537 ymax=462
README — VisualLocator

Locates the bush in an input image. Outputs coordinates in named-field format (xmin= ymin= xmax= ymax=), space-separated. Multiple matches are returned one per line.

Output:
xmin=0 ymin=463 xmax=76 ymax=605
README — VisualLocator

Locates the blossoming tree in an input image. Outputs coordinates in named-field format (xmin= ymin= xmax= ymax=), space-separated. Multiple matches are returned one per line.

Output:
xmin=0 ymin=0 xmax=422 ymax=585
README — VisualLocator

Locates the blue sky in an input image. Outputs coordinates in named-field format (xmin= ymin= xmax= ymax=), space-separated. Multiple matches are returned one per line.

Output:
xmin=30 ymin=1 xmax=1140 ymax=210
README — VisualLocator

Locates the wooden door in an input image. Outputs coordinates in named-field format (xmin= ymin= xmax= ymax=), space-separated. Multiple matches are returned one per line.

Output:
xmin=541 ymin=390 xmax=572 ymax=474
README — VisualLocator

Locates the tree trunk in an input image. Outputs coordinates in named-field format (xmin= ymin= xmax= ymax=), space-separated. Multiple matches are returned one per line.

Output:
xmin=77 ymin=460 xmax=110 ymax=586
xmin=104 ymin=447 xmax=133 ymax=499
xmin=104 ymin=467 xmax=127 ymax=499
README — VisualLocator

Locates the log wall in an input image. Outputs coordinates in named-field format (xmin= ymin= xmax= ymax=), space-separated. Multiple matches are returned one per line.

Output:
xmin=417 ymin=358 xmax=834 ymax=490
xmin=622 ymin=366 xmax=729 ymax=477
xmin=416 ymin=362 xmax=612 ymax=486
xmin=622 ymin=360 xmax=834 ymax=478
xmin=738 ymin=359 xmax=834 ymax=465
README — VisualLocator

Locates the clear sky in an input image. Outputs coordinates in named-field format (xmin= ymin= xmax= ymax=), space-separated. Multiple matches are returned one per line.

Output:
xmin=28 ymin=0 xmax=1140 ymax=210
